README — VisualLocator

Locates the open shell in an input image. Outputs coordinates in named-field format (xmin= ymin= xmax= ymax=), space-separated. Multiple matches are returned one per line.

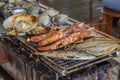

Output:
xmin=3 ymin=14 xmax=38 ymax=32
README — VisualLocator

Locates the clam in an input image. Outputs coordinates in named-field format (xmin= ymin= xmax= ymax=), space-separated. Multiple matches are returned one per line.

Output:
xmin=28 ymin=6 xmax=42 ymax=15
xmin=9 ymin=0 xmax=16 ymax=3
xmin=0 ymin=2 xmax=5 ymax=8
xmin=38 ymin=14 xmax=51 ymax=27
xmin=1 ymin=3 xmax=15 ymax=18
xmin=11 ymin=8 xmax=27 ymax=14
xmin=22 ymin=3 xmax=33 ymax=9
xmin=9 ymin=0 xmax=23 ymax=3
xmin=52 ymin=14 xmax=68 ymax=25
xmin=44 ymin=8 xmax=59 ymax=17
xmin=3 ymin=14 xmax=38 ymax=33
xmin=26 ymin=0 xmax=36 ymax=2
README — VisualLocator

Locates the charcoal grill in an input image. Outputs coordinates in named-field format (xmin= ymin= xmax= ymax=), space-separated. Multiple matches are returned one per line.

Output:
xmin=4 ymin=29 xmax=119 ymax=76
xmin=0 ymin=2 xmax=120 ymax=80
xmin=1 ymin=2 xmax=119 ymax=76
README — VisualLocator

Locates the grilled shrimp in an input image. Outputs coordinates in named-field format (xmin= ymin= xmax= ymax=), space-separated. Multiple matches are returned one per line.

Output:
xmin=38 ymin=23 xmax=85 ymax=46
xmin=30 ymin=31 xmax=56 ymax=42
xmin=30 ymin=26 xmax=70 ymax=42
xmin=38 ymin=28 xmax=96 ymax=51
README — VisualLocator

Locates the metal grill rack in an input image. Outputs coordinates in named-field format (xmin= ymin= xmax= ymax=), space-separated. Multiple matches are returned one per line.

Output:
xmin=4 ymin=35 xmax=117 ymax=76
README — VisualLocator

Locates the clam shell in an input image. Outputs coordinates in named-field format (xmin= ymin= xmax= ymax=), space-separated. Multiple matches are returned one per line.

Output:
xmin=44 ymin=8 xmax=59 ymax=17
xmin=0 ymin=2 xmax=5 ymax=7
xmin=3 ymin=14 xmax=38 ymax=32
xmin=28 ymin=6 xmax=42 ymax=15
xmin=22 ymin=3 xmax=33 ymax=9
xmin=38 ymin=14 xmax=51 ymax=27
xmin=11 ymin=8 xmax=27 ymax=14
xmin=52 ymin=14 xmax=68 ymax=25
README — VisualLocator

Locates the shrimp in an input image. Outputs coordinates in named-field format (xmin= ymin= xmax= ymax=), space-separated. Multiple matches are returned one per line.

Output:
xmin=38 ymin=27 xmax=96 ymax=51
xmin=38 ymin=23 xmax=85 ymax=46
xmin=38 ymin=31 xmax=64 ymax=46
xmin=30 ymin=25 xmax=69 ymax=42
xmin=30 ymin=31 xmax=56 ymax=42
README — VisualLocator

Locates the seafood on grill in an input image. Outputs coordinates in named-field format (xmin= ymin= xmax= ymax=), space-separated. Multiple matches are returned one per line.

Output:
xmin=44 ymin=8 xmax=59 ymax=17
xmin=11 ymin=8 xmax=27 ymax=15
xmin=30 ymin=31 xmax=56 ymax=42
xmin=34 ymin=50 xmax=96 ymax=60
xmin=30 ymin=25 xmax=70 ymax=42
xmin=75 ymin=37 xmax=120 ymax=56
xmin=28 ymin=26 xmax=50 ymax=35
xmin=38 ymin=13 xmax=51 ymax=27
xmin=38 ymin=27 xmax=96 ymax=51
xmin=37 ymin=22 xmax=86 ymax=46
xmin=52 ymin=14 xmax=68 ymax=25
xmin=29 ymin=25 xmax=70 ymax=35
xmin=3 ymin=14 xmax=38 ymax=35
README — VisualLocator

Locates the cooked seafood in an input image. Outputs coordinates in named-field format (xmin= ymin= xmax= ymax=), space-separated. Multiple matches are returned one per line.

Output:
xmin=22 ymin=3 xmax=33 ymax=9
xmin=30 ymin=26 xmax=70 ymax=42
xmin=38 ymin=23 xmax=85 ymax=46
xmin=30 ymin=31 xmax=56 ymax=42
xmin=3 ymin=14 xmax=38 ymax=33
xmin=29 ymin=26 xmax=49 ymax=35
xmin=52 ymin=14 xmax=68 ymax=25
xmin=44 ymin=8 xmax=59 ymax=17
xmin=75 ymin=37 xmax=120 ymax=56
xmin=29 ymin=25 xmax=70 ymax=35
xmin=11 ymin=8 xmax=27 ymax=15
xmin=38 ymin=31 xmax=65 ymax=46
xmin=28 ymin=6 xmax=42 ymax=15
xmin=0 ymin=2 xmax=5 ymax=7
xmin=38 ymin=27 xmax=96 ymax=51
xmin=34 ymin=50 xmax=96 ymax=60
xmin=38 ymin=14 xmax=51 ymax=26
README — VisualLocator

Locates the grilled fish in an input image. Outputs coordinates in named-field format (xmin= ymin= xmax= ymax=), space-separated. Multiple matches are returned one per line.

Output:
xmin=34 ymin=50 xmax=96 ymax=60
xmin=75 ymin=37 xmax=119 ymax=56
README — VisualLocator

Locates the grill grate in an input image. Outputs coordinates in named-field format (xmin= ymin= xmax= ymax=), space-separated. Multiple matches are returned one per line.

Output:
xmin=4 ymin=36 xmax=115 ymax=76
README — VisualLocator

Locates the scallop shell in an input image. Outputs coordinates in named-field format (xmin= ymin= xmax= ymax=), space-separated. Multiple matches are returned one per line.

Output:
xmin=3 ymin=14 xmax=38 ymax=32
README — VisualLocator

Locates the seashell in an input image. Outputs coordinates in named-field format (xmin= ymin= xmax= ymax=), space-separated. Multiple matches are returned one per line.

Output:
xmin=9 ymin=0 xmax=23 ymax=3
xmin=28 ymin=6 xmax=42 ymax=15
xmin=11 ymin=8 xmax=27 ymax=15
xmin=1 ymin=3 xmax=15 ymax=18
xmin=26 ymin=0 xmax=36 ymax=2
xmin=22 ymin=3 xmax=33 ymax=9
xmin=38 ymin=14 xmax=51 ymax=27
xmin=29 ymin=26 xmax=49 ymax=34
xmin=9 ymin=0 xmax=16 ymax=3
xmin=15 ymin=0 xmax=23 ymax=3
xmin=52 ymin=14 xmax=68 ymax=25
xmin=2 ymin=3 xmax=14 ymax=11
xmin=3 ymin=14 xmax=38 ymax=32
xmin=0 ymin=2 xmax=5 ymax=8
xmin=44 ymin=8 xmax=59 ymax=17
